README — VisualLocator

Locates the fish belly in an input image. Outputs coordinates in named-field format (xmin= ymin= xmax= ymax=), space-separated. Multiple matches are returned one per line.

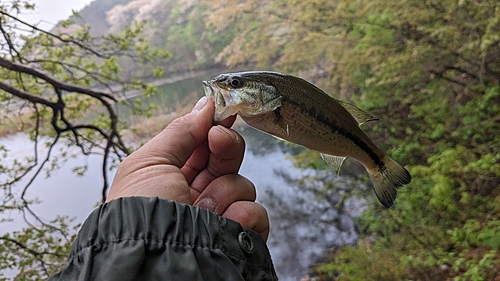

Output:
xmin=240 ymin=101 xmax=385 ymax=170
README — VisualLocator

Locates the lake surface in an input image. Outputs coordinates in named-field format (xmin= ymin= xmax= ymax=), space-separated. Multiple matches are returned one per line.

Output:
xmin=0 ymin=72 xmax=366 ymax=280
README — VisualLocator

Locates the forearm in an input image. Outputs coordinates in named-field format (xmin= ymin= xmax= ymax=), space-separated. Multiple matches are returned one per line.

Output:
xmin=49 ymin=197 xmax=277 ymax=281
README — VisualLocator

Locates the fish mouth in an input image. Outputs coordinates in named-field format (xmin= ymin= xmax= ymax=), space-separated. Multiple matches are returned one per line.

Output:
xmin=202 ymin=80 xmax=237 ymax=121
xmin=202 ymin=81 xmax=214 ymax=97
xmin=202 ymin=80 xmax=226 ymax=107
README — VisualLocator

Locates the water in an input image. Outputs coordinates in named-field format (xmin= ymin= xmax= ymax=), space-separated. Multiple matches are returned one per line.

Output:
xmin=236 ymin=127 xmax=364 ymax=280
xmin=0 ymin=134 xmax=104 ymax=234
xmin=0 ymin=73 xmax=365 ymax=280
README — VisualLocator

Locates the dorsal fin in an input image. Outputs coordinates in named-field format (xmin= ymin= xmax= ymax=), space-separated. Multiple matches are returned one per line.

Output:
xmin=337 ymin=100 xmax=379 ymax=125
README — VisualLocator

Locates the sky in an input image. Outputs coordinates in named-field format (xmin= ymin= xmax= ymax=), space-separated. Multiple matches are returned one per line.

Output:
xmin=19 ymin=0 xmax=94 ymax=30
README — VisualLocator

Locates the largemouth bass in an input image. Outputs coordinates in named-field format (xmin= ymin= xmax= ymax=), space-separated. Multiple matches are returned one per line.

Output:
xmin=202 ymin=71 xmax=411 ymax=208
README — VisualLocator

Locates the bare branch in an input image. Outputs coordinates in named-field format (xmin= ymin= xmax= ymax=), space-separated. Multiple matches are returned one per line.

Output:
xmin=0 ymin=236 xmax=49 ymax=275
xmin=0 ymin=57 xmax=117 ymax=102
xmin=29 ymin=59 xmax=124 ymax=87
xmin=0 ymin=10 xmax=106 ymax=58
xmin=430 ymin=70 xmax=467 ymax=87
xmin=444 ymin=65 xmax=479 ymax=80
xmin=20 ymin=135 xmax=60 ymax=200
xmin=101 ymin=136 xmax=113 ymax=202
xmin=0 ymin=16 xmax=21 ymax=60
xmin=0 ymin=81 xmax=60 ymax=108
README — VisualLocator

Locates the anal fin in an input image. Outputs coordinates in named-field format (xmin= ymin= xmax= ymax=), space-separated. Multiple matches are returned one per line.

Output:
xmin=320 ymin=153 xmax=346 ymax=176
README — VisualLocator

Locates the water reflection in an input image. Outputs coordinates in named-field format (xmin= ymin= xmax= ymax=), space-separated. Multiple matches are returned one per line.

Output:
xmin=0 ymin=133 xmax=104 ymax=235
xmin=236 ymin=126 xmax=365 ymax=280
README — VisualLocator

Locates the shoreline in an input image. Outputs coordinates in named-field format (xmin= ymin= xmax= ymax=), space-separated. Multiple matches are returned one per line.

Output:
xmin=0 ymin=67 xmax=228 ymax=138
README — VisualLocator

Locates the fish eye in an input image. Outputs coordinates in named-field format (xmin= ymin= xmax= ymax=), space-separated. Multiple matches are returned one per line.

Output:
xmin=228 ymin=76 xmax=243 ymax=88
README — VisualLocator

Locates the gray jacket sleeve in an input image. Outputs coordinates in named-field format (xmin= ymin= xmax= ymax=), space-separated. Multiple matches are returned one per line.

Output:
xmin=49 ymin=197 xmax=278 ymax=281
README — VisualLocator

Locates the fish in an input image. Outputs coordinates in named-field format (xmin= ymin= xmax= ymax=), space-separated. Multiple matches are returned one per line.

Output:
xmin=202 ymin=71 xmax=411 ymax=208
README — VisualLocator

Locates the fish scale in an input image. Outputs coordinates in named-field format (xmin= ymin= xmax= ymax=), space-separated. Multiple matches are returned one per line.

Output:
xmin=202 ymin=71 xmax=411 ymax=208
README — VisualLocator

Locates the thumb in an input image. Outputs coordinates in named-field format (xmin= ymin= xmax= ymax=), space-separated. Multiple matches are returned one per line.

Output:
xmin=134 ymin=96 xmax=214 ymax=167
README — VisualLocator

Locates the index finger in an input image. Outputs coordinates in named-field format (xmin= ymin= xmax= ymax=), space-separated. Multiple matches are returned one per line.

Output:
xmin=187 ymin=126 xmax=245 ymax=194
xmin=181 ymin=115 xmax=238 ymax=184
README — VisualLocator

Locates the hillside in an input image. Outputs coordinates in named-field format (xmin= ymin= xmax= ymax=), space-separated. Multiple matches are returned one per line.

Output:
xmin=73 ymin=0 xmax=231 ymax=77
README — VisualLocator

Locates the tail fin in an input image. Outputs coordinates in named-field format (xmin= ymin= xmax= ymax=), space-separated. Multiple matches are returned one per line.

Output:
xmin=368 ymin=155 xmax=411 ymax=208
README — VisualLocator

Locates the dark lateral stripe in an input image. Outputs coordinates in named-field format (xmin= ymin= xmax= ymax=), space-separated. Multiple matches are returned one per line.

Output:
xmin=283 ymin=96 xmax=384 ymax=168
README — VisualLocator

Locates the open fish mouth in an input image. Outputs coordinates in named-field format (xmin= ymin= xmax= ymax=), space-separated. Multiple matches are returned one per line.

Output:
xmin=202 ymin=81 xmax=225 ymax=106
xmin=202 ymin=80 xmax=238 ymax=121
xmin=202 ymin=81 xmax=214 ymax=97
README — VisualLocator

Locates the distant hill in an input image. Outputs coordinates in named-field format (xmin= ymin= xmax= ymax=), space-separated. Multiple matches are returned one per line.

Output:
xmin=74 ymin=0 xmax=130 ymax=36
xmin=72 ymin=0 xmax=234 ymax=77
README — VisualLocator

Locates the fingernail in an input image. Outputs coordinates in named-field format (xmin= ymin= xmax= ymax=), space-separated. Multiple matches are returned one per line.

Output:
xmin=216 ymin=125 xmax=239 ymax=142
xmin=196 ymin=197 xmax=217 ymax=212
xmin=192 ymin=96 xmax=207 ymax=112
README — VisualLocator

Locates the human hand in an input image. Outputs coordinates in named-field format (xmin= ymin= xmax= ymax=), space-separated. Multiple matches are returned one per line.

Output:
xmin=107 ymin=97 xmax=270 ymax=240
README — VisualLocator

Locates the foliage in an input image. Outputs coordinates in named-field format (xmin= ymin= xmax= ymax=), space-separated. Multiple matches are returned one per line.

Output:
xmin=0 ymin=217 xmax=79 ymax=280
xmin=0 ymin=0 xmax=168 ymax=278
xmin=205 ymin=0 xmax=500 ymax=279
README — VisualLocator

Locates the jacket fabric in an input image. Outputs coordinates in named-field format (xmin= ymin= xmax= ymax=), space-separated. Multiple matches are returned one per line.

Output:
xmin=49 ymin=196 xmax=278 ymax=281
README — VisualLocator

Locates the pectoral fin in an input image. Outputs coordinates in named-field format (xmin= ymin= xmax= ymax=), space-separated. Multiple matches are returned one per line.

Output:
xmin=337 ymin=100 xmax=379 ymax=125
xmin=275 ymin=109 xmax=290 ymax=136
xmin=320 ymin=153 xmax=346 ymax=176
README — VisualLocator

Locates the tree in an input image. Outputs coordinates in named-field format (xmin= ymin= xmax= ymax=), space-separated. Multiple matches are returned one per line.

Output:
xmin=0 ymin=1 xmax=169 ymax=278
